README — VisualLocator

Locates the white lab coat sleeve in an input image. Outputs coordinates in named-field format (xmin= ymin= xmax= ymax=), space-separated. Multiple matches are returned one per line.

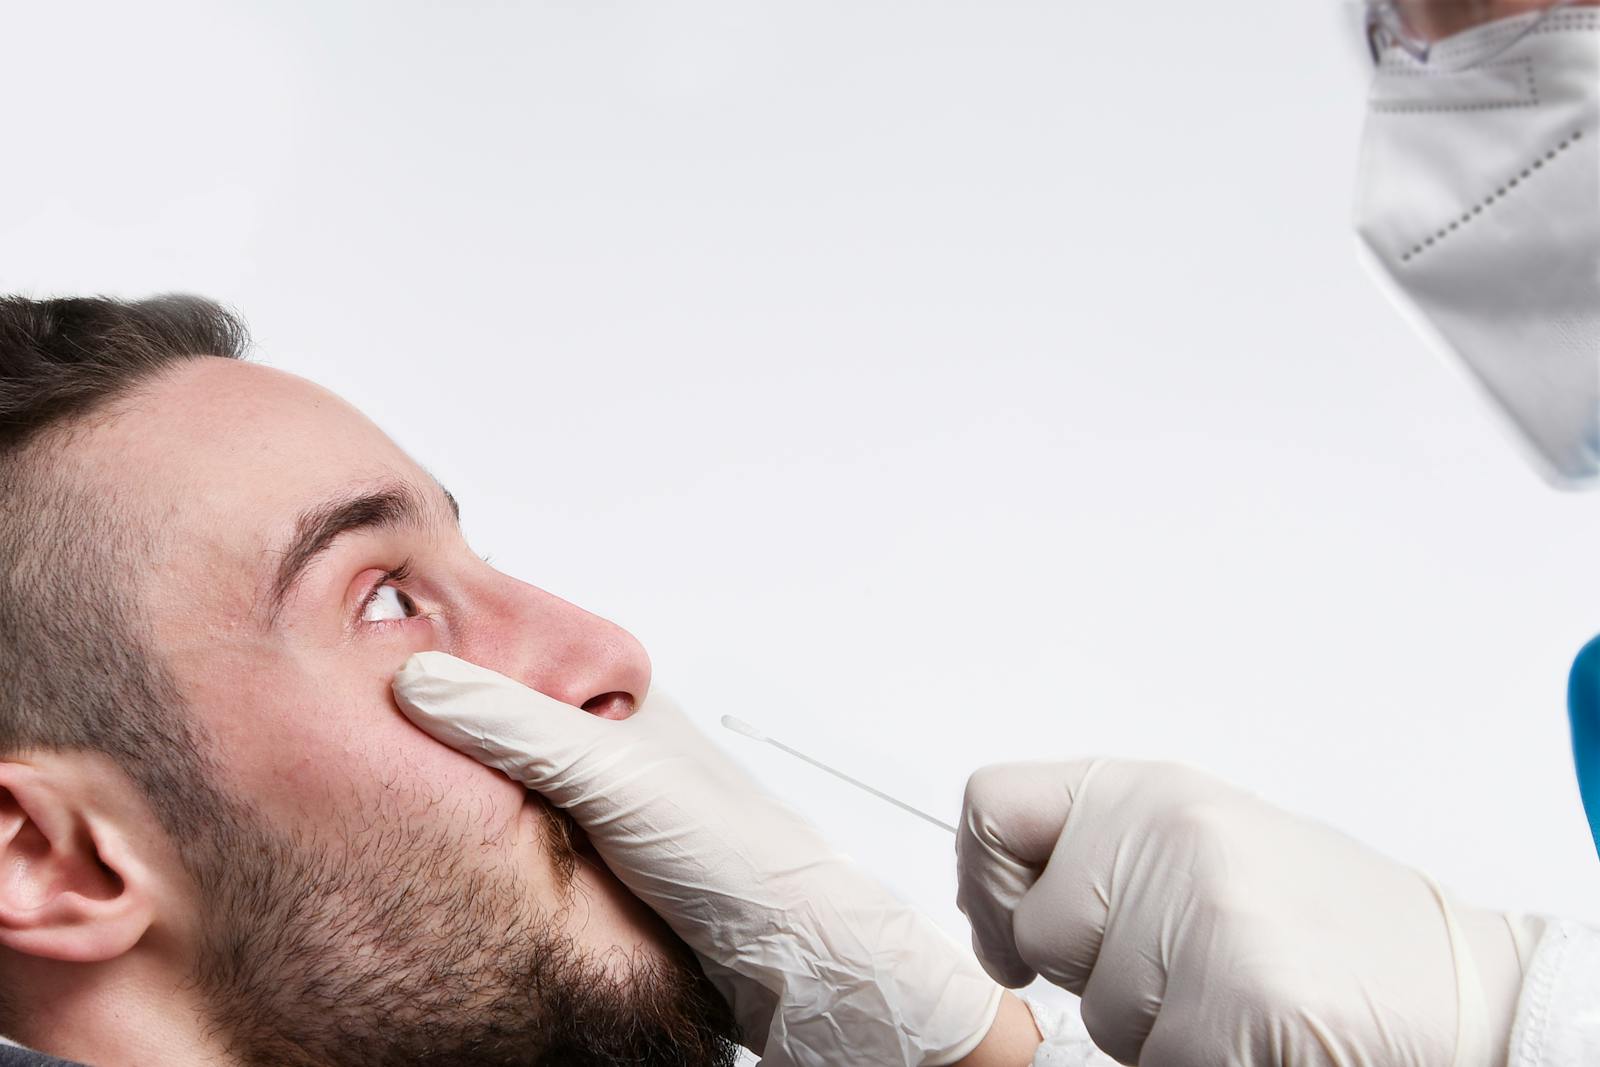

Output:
xmin=1022 ymin=996 xmax=1120 ymax=1067
xmin=1507 ymin=919 xmax=1600 ymax=1066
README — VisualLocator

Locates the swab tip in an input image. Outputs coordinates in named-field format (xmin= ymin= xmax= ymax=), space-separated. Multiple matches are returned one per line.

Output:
xmin=720 ymin=715 xmax=767 ymax=742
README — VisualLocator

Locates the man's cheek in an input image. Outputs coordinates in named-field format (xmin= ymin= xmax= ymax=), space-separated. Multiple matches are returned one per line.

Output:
xmin=369 ymin=677 xmax=530 ymax=829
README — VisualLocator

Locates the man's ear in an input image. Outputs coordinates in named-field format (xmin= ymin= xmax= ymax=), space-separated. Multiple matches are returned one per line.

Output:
xmin=0 ymin=760 xmax=155 ymax=963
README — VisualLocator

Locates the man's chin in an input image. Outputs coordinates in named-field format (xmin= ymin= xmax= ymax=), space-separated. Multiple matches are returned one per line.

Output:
xmin=196 ymin=787 xmax=742 ymax=1067
xmin=522 ymin=793 xmax=743 ymax=1061
xmin=527 ymin=794 xmax=691 ymax=971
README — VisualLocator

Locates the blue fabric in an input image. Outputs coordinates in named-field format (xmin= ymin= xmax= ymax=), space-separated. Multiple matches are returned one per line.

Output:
xmin=0 ymin=1047 xmax=83 ymax=1066
xmin=1567 ymin=634 xmax=1600 ymax=859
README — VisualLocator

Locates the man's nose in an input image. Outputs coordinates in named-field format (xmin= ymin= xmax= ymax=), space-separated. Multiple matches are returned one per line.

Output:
xmin=460 ymin=578 xmax=652 ymax=720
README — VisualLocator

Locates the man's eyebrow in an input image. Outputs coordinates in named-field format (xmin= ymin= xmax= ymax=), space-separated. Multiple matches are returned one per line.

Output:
xmin=264 ymin=479 xmax=460 ymax=627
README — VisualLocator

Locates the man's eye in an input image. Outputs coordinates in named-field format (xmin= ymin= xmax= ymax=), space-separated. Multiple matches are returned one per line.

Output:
xmin=361 ymin=583 xmax=419 ymax=624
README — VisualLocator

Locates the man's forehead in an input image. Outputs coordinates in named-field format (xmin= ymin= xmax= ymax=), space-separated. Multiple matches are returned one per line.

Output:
xmin=100 ymin=358 xmax=414 ymax=497
xmin=79 ymin=356 xmax=440 ymax=564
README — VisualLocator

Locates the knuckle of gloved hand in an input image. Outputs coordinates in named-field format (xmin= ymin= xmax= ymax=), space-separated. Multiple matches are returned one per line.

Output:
xmin=1156 ymin=794 xmax=1241 ymax=842
xmin=1142 ymin=795 xmax=1259 ymax=905
xmin=1141 ymin=760 xmax=1251 ymax=846
xmin=1133 ymin=760 xmax=1227 ymax=802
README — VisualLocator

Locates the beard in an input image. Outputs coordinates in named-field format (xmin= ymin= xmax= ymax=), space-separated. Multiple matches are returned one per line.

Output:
xmin=181 ymin=790 xmax=741 ymax=1067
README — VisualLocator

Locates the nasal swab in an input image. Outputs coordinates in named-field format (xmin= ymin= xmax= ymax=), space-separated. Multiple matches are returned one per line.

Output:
xmin=721 ymin=715 xmax=957 ymax=835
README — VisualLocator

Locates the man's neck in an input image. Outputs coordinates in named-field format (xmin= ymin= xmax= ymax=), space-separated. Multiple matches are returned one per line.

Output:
xmin=3 ymin=954 xmax=233 ymax=1067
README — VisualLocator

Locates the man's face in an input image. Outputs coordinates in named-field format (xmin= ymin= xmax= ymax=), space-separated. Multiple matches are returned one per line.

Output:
xmin=69 ymin=356 xmax=737 ymax=1065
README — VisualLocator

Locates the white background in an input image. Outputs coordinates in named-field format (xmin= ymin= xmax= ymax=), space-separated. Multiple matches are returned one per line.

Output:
xmin=4 ymin=0 xmax=1598 ymax=1014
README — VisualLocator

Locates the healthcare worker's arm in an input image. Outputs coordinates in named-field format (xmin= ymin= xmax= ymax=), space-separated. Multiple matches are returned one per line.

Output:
xmin=391 ymin=653 xmax=1055 ymax=1067
xmin=955 ymin=760 xmax=1593 ymax=1067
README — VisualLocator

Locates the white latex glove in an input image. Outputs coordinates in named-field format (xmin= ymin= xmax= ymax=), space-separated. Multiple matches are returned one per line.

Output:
xmin=392 ymin=652 xmax=1003 ymax=1067
xmin=956 ymin=760 xmax=1546 ymax=1067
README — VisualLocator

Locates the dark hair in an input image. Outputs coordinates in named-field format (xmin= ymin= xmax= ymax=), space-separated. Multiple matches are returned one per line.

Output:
xmin=0 ymin=295 xmax=250 ymax=843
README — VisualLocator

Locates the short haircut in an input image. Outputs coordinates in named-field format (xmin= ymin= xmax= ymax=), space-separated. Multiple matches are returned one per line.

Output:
xmin=0 ymin=295 xmax=250 ymax=846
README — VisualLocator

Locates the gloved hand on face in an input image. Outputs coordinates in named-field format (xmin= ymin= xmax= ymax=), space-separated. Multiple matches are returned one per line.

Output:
xmin=392 ymin=651 xmax=1004 ymax=1067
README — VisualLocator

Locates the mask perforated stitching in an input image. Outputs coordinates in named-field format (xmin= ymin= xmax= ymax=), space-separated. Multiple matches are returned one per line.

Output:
xmin=1529 ymin=10 xmax=1600 ymax=36
xmin=1371 ymin=56 xmax=1537 ymax=114
xmin=1398 ymin=129 xmax=1584 ymax=263
xmin=1374 ymin=10 xmax=1598 ymax=79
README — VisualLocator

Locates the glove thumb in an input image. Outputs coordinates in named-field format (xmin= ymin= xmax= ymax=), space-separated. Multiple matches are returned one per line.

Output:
xmin=956 ymin=759 xmax=1102 ymax=988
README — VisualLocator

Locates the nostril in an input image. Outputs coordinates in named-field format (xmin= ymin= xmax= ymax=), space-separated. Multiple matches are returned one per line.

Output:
xmin=581 ymin=691 xmax=636 ymax=721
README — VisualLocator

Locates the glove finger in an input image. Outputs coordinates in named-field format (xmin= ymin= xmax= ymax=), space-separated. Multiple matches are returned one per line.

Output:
xmin=1018 ymin=761 xmax=1242 ymax=1067
xmin=391 ymin=651 xmax=606 ymax=793
xmin=1065 ymin=881 xmax=1169 ymax=1065
xmin=1003 ymin=760 xmax=1121 ymax=997
xmin=955 ymin=760 xmax=1101 ymax=988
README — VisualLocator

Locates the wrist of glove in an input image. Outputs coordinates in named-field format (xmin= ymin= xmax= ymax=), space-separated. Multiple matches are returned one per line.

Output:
xmin=957 ymin=759 xmax=1544 ymax=1067
xmin=394 ymin=652 xmax=1001 ymax=1067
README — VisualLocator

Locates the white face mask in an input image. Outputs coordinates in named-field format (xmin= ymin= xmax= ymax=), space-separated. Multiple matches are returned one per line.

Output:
xmin=1354 ymin=9 xmax=1600 ymax=486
